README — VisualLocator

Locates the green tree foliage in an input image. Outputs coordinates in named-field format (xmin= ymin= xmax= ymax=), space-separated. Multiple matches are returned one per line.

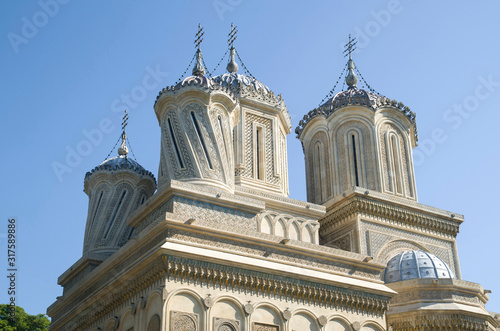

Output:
xmin=0 ymin=304 xmax=50 ymax=331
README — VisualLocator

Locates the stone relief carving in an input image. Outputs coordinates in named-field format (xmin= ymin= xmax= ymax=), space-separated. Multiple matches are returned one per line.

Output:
xmin=96 ymin=182 xmax=133 ymax=248
xmin=320 ymin=195 xmax=460 ymax=239
xmin=214 ymin=317 xmax=240 ymax=331
xmin=182 ymin=103 xmax=223 ymax=181
xmin=162 ymin=110 xmax=195 ymax=178
xmin=173 ymin=196 xmax=257 ymax=232
xmin=365 ymin=222 xmax=455 ymax=272
xmin=171 ymin=311 xmax=199 ymax=331
xmin=253 ymin=323 xmax=279 ymax=331
xmin=209 ymin=106 xmax=233 ymax=187
xmin=239 ymin=112 xmax=279 ymax=186
xmin=161 ymin=254 xmax=389 ymax=315
xmin=257 ymin=212 xmax=319 ymax=243
xmin=327 ymin=232 xmax=352 ymax=252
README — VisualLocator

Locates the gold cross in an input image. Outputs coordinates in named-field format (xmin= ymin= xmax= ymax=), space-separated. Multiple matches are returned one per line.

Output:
xmin=343 ymin=34 xmax=357 ymax=57
xmin=228 ymin=23 xmax=238 ymax=48
xmin=194 ymin=24 xmax=204 ymax=49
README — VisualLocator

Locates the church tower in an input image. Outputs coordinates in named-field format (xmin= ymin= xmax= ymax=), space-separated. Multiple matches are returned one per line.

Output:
xmin=154 ymin=27 xmax=238 ymax=193
xmin=213 ymin=24 xmax=292 ymax=197
xmin=296 ymin=39 xmax=418 ymax=205
xmin=296 ymin=37 xmax=461 ymax=275
xmin=82 ymin=112 xmax=156 ymax=259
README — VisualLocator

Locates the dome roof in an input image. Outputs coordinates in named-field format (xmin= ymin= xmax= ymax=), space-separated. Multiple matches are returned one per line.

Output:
xmin=174 ymin=75 xmax=217 ymax=89
xmin=212 ymin=73 xmax=270 ymax=93
xmin=384 ymin=250 xmax=456 ymax=284
xmin=85 ymin=155 xmax=155 ymax=181
xmin=319 ymin=86 xmax=382 ymax=111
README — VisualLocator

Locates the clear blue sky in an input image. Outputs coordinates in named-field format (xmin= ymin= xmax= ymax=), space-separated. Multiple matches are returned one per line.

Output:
xmin=1 ymin=0 xmax=500 ymax=316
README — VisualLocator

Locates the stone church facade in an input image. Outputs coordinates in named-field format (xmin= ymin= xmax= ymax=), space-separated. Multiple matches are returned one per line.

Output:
xmin=47 ymin=33 xmax=500 ymax=330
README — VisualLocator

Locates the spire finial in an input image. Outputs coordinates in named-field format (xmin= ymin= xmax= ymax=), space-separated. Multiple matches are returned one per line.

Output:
xmin=227 ymin=23 xmax=239 ymax=73
xmin=118 ymin=110 xmax=129 ymax=156
xmin=343 ymin=34 xmax=358 ymax=89
xmin=194 ymin=23 xmax=204 ymax=49
xmin=228 ymin=23 xmax=238 ymax=48
xmin=192 ymin=24 xmax=206 ymax=76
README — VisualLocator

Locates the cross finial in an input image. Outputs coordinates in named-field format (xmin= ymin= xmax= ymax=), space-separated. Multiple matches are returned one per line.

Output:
xmin=343 ymin=34 xmax=357 ymax=58
xmin=194 ymin=24 xmax=204 ymax=49
xmin=118 ymin=110 xmax=129 ymax=156
xmin=121 ymin=110 xmax=129 ymax=132
xmin=228 ymin=23 xmax=238 ymax=48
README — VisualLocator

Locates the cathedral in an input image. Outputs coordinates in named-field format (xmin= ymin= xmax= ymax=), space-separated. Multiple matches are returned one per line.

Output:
xmin=47 ymin=27 xmax=500 ymax=331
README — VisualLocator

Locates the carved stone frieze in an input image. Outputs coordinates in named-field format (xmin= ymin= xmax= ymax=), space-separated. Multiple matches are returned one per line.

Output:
xmin=389 ymin=314 xmax=490 ymax=331
xmin=161 ymin=254 xmax=390 ymax=315
xmin=167 ymin=228 xmax=380 ymax=280
xmin=253 ymin=323 xmax=279 ymax=331
xmin=320 ymin=194 xmax=461 ymax=239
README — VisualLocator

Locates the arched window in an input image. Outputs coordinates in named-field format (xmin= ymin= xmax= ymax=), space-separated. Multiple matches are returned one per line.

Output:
xmin=347 ymin=131 xmax=363 ymax=187
xmin=167 ymin=117 xmax=185 ymax=169
xmin=191 ymin=111 xmax=213 ymax=169
xmin=313 ymin=141 xmax=325 ymax=202
xmin=387 ymin=133 xmax=403 ymax=194
xmin=104 ymin=189 xmax=127 ymax=239
xmin=218 ymin=115 xmax=228 ymax=157
xmin=254 ymin=125 xmax=265 ymax=180
xmin=90 ymin=190 xmax=104 ymax=228
xmin=147 ymin=314 xmax=161 ymax=331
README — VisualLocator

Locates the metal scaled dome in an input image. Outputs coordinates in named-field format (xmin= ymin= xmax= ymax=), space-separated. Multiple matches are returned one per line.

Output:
xmin=212 ymin=72 xmax=270 ymax=93
xmin=383 ymin=250 xmax=456 ymax=284
xmin=212 ymin=46 xmax=271 ymax=94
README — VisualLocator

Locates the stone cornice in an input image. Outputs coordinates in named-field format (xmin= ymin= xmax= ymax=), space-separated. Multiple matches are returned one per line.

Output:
xmin=52 ymin=254 xmax=393 ymax=330
xmin=387 ymin=278 xmax=491 ymax=308
xmin=320 ymin=188 xmax=463 ymax=238
xmin=389 ymin=314 xmax=492 ymax=331
xmin=234 ymin=185 xmax=325 ymax=219
xmin=386 ymin=279 xmax=499 ymax=331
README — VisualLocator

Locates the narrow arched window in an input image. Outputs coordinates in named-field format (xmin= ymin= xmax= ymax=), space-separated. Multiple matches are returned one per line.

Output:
xmin=218 ymin=115 xmax=228 ymax=156
xmin=104 ymin=190 xmax=127 ymax=239
xmin=348 ymin=132 xmax=362 ymax=187
xmin=313 ymin=141 xmax=325 ymax=202
xmin=90 ymin=190 xmax=104 ymax=228
xmin=390 ymin=134 xmax=403 ymax=194
xmin=191 ymin=112 xmax=213 ymax=169
xmin=167 ymin=118 xmax=184 ymax=169
xmin=255 ymin=125 xmax=265 ymax=180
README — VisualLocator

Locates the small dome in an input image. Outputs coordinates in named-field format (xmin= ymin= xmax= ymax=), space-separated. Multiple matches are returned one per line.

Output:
xmin=384 ymin=250 xmax=456 ymax=284
xmin=213 ymin=73 xmax=270 ymax=93
xmin=319 ymin=87 xmax=382 ymax=111
xmin=85 ymin=155 xmax=155 ymax=181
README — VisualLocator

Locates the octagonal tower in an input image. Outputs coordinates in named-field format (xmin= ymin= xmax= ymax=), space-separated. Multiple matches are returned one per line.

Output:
xmin=296 ymin=54 xmax=418 ymax=205
xmin=154 ymin=48 xmax=238 ymax=193
xmin=83 ymin=128 xmax=156 ymax=259
xmin=213 ymin=45 xmax=292 ymax=197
